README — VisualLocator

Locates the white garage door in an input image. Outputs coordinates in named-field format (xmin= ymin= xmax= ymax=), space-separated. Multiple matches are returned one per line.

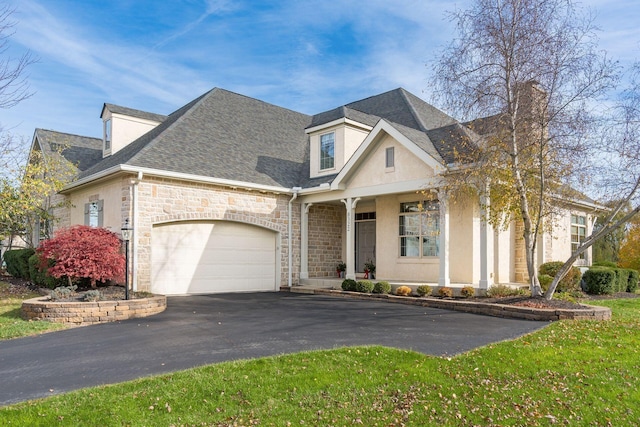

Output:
xmin=151 ymin=221 xmax=277 ymax=295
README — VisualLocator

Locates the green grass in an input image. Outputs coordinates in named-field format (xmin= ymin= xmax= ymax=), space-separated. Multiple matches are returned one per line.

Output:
xmin=1 ymin=299 xmax=639 ymax=425
xmin=0 ymin=282 xmax=66 ymax=340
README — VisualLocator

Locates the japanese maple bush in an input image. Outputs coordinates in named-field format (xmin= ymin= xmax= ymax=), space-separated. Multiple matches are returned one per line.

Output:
xmin=37 ymin=225 xmax=125 ymax=287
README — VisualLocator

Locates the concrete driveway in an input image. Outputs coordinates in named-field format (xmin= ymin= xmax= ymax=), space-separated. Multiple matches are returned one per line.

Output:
xmin=0 ymin=292 xmax=547 ymax=406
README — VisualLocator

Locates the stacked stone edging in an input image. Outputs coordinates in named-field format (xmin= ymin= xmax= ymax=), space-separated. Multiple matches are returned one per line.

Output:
xmin=21 ymin=295 xmax=167 ymax=325
xmin=287 ymin=287 xmax=611 ymax=321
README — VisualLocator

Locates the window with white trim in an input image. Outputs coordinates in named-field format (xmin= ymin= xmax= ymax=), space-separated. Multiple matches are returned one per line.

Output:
xmin=571 ymin=214 xmax=586 ymax=259
xmin=104 ymin=119 xmax=112 ymax=151
xmin=84 ymin=200 xmax=104 ymax=227
xmin=320 ymin=132 xmax=335 ymax=170
xmin=399 ymin=200 xmax=439 ymax=257
xmin=385 ymin=147 xmax=394 ymax=168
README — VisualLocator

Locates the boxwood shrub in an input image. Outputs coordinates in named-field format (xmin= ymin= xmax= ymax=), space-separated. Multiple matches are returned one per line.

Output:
xmin=372 ymin=281 xmax=391 ymax=294
xmin=615 ymin=268 xmax=630 ymax=293
xmin=28 ymin=253 xmax=65 ymax=289
xmin=341 ymin=279 xmax=357 ymax=292
xmin=3 ymin=248 xmax=35 ymax=279
xmin=538 ymin=261 xmax=581 ymax=292
xmin=416 ymin=285 xmax=432 ymax=297
xmin=627 ymin=269 xmax=639 ymax=293
xmin=355 ymin=280 xmax=374 ymax=293
xmin=583 ymin=267 xmax=616 ymax=295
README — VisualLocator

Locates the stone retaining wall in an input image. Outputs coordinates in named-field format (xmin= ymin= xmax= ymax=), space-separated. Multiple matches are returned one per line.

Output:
xmin=21 ymin=295 xmax=167 ymax=325
xmin=286 ymin=287 xmax=612 ymax=321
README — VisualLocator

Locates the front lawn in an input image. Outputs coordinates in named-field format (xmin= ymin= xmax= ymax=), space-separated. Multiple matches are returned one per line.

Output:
xmin=0 ymin=281 xmax=66 ymax=339
xmin=1 ymin=298 xmax=639 ymax=425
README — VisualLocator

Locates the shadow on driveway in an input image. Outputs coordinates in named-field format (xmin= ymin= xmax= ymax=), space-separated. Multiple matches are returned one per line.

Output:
xmin=0 ymin=292 xmax=547 ymax=406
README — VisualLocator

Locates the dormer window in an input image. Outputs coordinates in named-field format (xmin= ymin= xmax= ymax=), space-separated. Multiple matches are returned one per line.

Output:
xmin=104 ymin=119 xmax=112 ymax=151
xmin=320 ymin=132 xmax=335 ymax=170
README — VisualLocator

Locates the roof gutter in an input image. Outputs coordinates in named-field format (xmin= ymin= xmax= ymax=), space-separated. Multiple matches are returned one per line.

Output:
xmin=61 ymin=165 xmax=294 ymax=195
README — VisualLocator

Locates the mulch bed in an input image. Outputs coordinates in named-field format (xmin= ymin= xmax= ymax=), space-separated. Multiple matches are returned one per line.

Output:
xmin=0 ymin=274 xmax=133 ymax=301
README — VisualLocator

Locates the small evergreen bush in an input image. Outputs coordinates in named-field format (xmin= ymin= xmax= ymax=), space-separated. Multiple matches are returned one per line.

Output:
xmin=49 ymin=285 xmax=78 ymax=301
xmin=83 ymin=290 xmax=103 ymax=302
xmin=438 ymin=287 xmax=453 ymax=298
xmin=616 ymin=268 xmax=630 ymax=293
xmin=538 ymin=261 xmax=581 ymax=292
xmin=395 ymin=285 xmax=412 ymax=296
xmin=28 ymin=254 xmax=65 ymax=289
xmin=583 ymin=268 xmax=616 ymax=295
xmin=460 ymin=286 xmax=475 ymax=298
xmin=3 ymin=248 xmax=35 ymax=279
xmin=627 ymin=269 xmax=639 ymax=293
xmin=355 ymin=280 xmax=374 ymax=293
xmin=538 ymin=274 xmax=553 ymax=292
xmin=341 ymin=279 xmax=357 ymax=292
xmin=372 ymin=281 xmax=391 ymax=294
xmin=486 ymin=284 xmax=528 ymax=297
xmin=416 ymin=285 xmax=432 ymax=297
xmin=593 ymin=260 xmax=617 ymax=268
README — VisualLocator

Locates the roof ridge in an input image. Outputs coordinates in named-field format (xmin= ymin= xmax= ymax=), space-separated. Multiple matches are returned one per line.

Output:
xmin=398 ymin=88 xmax=429 ymax=132
xmin=36 ymin=128 xmax=102 ymax=141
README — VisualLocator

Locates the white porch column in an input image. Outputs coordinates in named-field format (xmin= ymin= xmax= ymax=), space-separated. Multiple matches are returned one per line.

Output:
xmin=479 ymin=187 xmax=494 ymax=289
xmin=300 ymin=203 xmax=312 ymax=279
xmin=438 ymin=189 xmax=451 ymax=287
xmin=341 ymin=197 xmax=360 ymax=280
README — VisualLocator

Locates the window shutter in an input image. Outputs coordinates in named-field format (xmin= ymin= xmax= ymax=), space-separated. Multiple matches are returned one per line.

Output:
xmin=84 ymin=203 xmax=90 ymax=225
xmin=97 ymin=200 xmax=104 ymax=227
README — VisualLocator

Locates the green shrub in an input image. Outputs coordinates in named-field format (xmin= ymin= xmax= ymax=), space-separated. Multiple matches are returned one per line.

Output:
xmin=49 ymin=285 xmax=78 ymax=301
xmin=538 ymin=274 xmax=553 ymax=292
xmin=583 ymin=268 xmax=616 ymax=295
xmin=538 ymin=261 xmax=581 ymax=292
xmin=438 ymin=287 xmax=453 ymax=298
xmin=3 ymin=248 xmax=35 ymax=279
xmin=28 ymin=254 xmax=65 ymax=289
xmin=593 ymin=260 xmax=617 ymax=268
xmin=486 ymin=284 xmax=529 ymax=297
xmin=416 ymin=285 xmax=432 ymax=297
xmin=616 ymin=268 xmax=630 ymax=293
xmin=627 ymin=269 xmax=639 ymax=293
xmin=460 ymin=286 xmax=475 ymax=298
xmin=372 ymin=281 xmax=391 ymax=294
xmin=395 ymin=285 xmax=412 ymax=296
xmin=341 ymin=279 xmax=357 ymax=292
xmin=355 ymin=280 xmax=374 ymax=293
xmin=83 ymin=290 xmax=103 ymax=302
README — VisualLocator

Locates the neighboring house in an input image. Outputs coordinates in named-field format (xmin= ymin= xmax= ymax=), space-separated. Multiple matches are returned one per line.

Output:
xmin=29 ymin=87 xmax=599 ymax=295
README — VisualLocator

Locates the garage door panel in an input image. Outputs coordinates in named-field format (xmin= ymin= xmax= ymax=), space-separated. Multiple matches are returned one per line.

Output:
xmin=151 ymin=221 xmax=277 ymax=295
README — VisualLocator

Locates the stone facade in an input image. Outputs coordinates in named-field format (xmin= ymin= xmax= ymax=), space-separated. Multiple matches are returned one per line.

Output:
xmin=131 ymin=177 xmax=300 ymax=291
xmin=307 ymin=204 xmax=343 ymax=278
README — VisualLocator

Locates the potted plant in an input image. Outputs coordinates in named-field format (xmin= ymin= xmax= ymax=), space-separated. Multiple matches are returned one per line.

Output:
xmin=364 ymin=260 xmax=376 ymax=279
xmin=336 ymin=261 xmax=346 ymax=278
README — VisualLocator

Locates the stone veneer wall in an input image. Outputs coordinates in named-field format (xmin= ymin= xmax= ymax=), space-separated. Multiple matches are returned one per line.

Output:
xmin=21 ymin=295 xmax=167 ymax=325
xmin=134 ymin=177 xmax=299 ymax=291
xmin=307 ymin=204 xmax=343 ymax=278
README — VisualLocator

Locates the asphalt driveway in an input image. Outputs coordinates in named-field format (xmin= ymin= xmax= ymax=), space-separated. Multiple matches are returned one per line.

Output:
xmin=0 ymin=292 xmax=547 ymax=406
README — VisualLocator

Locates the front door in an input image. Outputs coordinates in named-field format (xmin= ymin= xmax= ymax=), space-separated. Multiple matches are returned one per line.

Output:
xmin=356 ymin=220 xmax=376 ymax=273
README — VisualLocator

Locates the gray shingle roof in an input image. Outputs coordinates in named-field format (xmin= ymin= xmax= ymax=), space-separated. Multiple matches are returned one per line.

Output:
xmin=101 ymin=103 xmax=168 ymax=123
xmin=81 ymin=89 xmax=312 ymax=188
xmin=35 ymin=129 xmax=103 ymax=173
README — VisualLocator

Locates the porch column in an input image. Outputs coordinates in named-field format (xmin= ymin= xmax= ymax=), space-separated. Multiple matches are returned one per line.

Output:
xmin=300 ymin=203 xmax=312 ymax=279
xmin=341 ymin=197 xmax=360 ymax=280
xmin=479 ymin=186 xmax=494 ymax=289
xmin=438 ymin=189 xmax=451 ymax=287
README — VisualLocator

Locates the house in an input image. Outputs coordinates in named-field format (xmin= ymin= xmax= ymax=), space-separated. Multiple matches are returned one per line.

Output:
xmin=30 ymin=87 xmax=599 ymax=295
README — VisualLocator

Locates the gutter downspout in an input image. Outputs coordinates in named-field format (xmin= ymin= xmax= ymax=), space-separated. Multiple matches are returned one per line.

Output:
xmin=131 ymin=171 xmax=143 ymax=291
xmin=288 ymin=187 xmax=302 ymax=287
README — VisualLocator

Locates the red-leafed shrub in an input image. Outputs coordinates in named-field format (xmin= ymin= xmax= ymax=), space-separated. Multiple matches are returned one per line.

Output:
xmin=37 ymin=225 xmax=125 ymax=287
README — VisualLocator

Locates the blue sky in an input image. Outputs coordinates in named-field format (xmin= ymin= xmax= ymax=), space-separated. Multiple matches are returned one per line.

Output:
xmin=2 ymin=0 xmax=639 ymax=144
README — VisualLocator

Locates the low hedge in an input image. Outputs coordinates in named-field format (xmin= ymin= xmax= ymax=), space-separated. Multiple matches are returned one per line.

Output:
xmin=3 ymin=248 xmax=35 ymax=279
xmin=583 ymin=268 xmax=616 ymax=295
xmin=373 ymin=281 xmax=391 ymax=294
xmin=355 ymin=280 xmax=374 ymax=293
xmin=28 ymin=253 xmax=65 ymax=289
xmin=627 ymin=269 xmax=639 ymax=293
xmin=341 ymin=279 xmax=357 ymax=292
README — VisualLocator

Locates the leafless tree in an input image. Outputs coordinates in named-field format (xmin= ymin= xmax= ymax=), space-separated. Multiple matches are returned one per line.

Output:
xmin=432 ymin=0 xmax=622 ymax=298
